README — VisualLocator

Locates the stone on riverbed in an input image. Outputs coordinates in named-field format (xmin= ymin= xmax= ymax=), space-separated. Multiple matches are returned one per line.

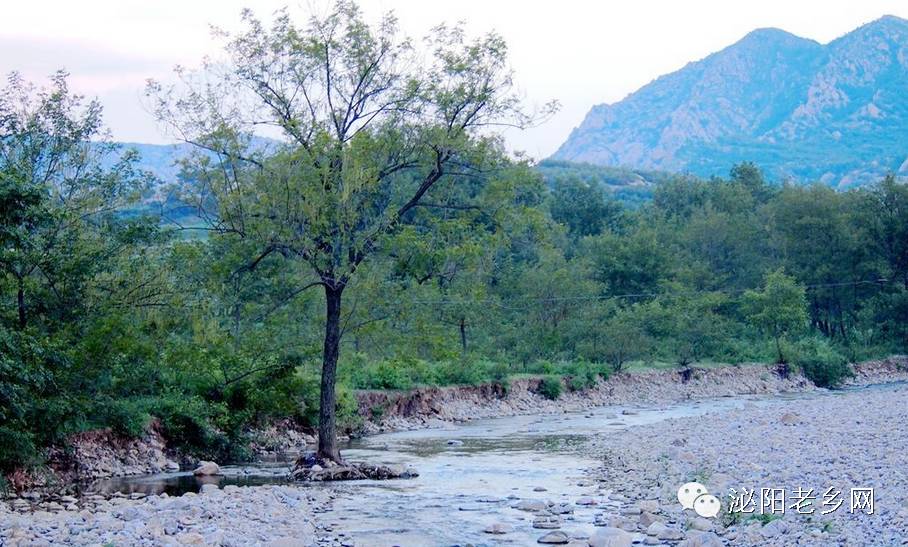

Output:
xmin=192 ymin=461 xmax=220 ymax=476
xmin=515 ymin=499 xmax=548 ymax=512
xmin=588 ymin=527 xmax=632 ymax=547
xmin=290 ymin=459 xmax=418 ymax=481
xmin=533 ymin=514 xmax=563 ymax=529
xmin=484 ymin=522 xmax=514 ymax=534
xmin=679 ymin=531 xmax=724 ymax=547
xmin=537 ymin=530 xmax=570 ymax=544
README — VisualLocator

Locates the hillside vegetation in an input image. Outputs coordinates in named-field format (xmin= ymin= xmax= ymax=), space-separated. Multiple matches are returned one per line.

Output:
xmin=2 ymin=66 xmax=907 ymax=479
xmin=554 ymin=16 xmax=908 ymax=188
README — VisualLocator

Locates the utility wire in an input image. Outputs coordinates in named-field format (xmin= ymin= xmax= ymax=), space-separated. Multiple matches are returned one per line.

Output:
xmin=404 ymin=278 xmax=893 ymax=309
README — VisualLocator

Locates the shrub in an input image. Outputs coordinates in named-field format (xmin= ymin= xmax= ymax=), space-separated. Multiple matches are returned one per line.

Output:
xmin=537 ymin=375 xmax=563 ymax=400
xmin=433 ymin=359 xmax=487 ymax=386
xmin=95 ymin=398 xmax=153 ymax=437
xmin=792 ymin=338 xmax=853 ymax=388
xmin=150 ymin=394 xmax=233 ymax=461
xmin=567 ymin=363 xmax=603 ymax=391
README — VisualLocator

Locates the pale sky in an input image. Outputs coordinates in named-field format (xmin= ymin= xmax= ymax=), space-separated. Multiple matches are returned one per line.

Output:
xmin=3 ymin=1 xmax=907 ymax=159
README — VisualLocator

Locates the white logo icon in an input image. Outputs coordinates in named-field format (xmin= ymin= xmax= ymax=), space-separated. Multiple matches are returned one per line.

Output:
xmin=677 ymin=482 xmax=720 ymax=518
xmin=694 ymin=494 xmax=721 ymax=517
xmin=677 ymin=482 xmax=707 ymax=509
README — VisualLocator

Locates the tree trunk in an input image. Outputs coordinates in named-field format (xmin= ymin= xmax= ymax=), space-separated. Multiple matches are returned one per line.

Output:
xmin=317 ymin=284 xmax=344 ymax=463
xmin=459 ymin=316 xmax=467 ymax=353
xmin=17 ymin=281 xmax=25 ymax=330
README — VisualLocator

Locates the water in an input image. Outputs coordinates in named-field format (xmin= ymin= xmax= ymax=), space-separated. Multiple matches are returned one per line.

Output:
xmin=84 ymin=381 xmax=906 ymax=546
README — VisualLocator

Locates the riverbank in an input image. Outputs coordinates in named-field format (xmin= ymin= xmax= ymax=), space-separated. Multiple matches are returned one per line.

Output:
xmin=355 ymin=356 xmax=908 ymax=433
xmin=2 ymin=358 xmax=907 ymax=546
xmin=0 ymin=484 xmax=344 ymax=547
xmin=581 ymin=380 xmax=908 ymax=545
xmin=9 ymin=356 xmax=908 ymax=490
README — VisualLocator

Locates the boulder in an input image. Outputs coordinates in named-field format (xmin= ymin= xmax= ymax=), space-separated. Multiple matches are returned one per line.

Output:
xmin=680 ymin=531 xmax=724 ymax=547
xmin=533 ymin=514 xmax=563 ymax=529
xmin=646 ymin=522 xmax=668 ymax=536
xmin=588 ymin=527 xmax=632 ymax=547
xmin=515 ymin=500 xmax=549 ymax=512
xmin=290 ymin=461 xmax=418 ymax=481
xmin=484 ymin=522 xmax=514 ymax=534
xmin=538 ymin=530 xmax=570 ymax=544
xmin=192 ymin=461 xmax=220 ymax=476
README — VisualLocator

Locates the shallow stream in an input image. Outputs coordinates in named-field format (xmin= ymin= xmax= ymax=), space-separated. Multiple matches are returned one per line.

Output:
xmin=84 ymin=382 xmax=905 ymax=546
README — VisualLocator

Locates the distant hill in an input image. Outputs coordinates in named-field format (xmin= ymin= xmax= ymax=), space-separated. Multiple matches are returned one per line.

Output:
xmin=553 ymin=15 xmax=908 ymax=188
xmin=116 ymin=141 xmax=671 ymax=207
xmin=535 ymin=160 xmax=674 ymax=206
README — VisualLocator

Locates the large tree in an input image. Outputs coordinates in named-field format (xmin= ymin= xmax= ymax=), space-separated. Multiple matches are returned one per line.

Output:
xmin=147 ymin=1 xmax=553 ymax=462
xmin=0 ymin=71 xmax=145 ymax=330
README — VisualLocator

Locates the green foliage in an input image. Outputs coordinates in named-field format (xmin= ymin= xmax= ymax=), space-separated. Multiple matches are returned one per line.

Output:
xmin=537 ymin=376 xmax=563 ymax=400
xmin=2 ymin=55 xmax=907 ymax=476
xmin=743 ymin=269 xmax=808 ymax=363
xmin=791 ymin=338 xmax=854 ymax=388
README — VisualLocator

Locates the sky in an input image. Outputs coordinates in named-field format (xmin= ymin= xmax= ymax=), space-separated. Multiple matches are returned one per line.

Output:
xmin=2 ymin=1 xmax=907 ymax=159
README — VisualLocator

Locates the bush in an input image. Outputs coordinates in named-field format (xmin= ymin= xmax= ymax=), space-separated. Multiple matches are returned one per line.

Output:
xmin=95 ymin=398 xmax=153 ymax=437
xmin=792 ymin=338 xmax=853 ymax=388
xmin=566 ymin=362 xmax=605 ymax=391
xmin=150 ymin=394 xmax=234 ymax=461
xmin=433 ymin=359 xmax=487 ymax=386
xmin=537 ymin=376 xmax=563 ymax=400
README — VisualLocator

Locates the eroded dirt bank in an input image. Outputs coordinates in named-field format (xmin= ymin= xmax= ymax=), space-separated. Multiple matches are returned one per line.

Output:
xmin=9 ymin=357 xmax=907 ymax=489
xmin=356 ymin=356 xmax=908 ymax=433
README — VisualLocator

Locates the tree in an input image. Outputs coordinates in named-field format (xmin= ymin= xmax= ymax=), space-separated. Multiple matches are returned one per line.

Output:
xmin=743 ymin=269 xmax=808 ymax=363
xmin=548 ymin=177 xmax=623 ymax=238
xmin=599 ymin=306 xmax=652 ymax=372
xmin=147 ymin=2 xmax=554 ymax=462
xmin=0 ymin=71 xmax=145 ymax=330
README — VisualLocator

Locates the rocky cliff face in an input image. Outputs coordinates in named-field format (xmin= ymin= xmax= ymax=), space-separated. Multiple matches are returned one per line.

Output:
xmin=553 ymin=16 xmax=908 ymax=188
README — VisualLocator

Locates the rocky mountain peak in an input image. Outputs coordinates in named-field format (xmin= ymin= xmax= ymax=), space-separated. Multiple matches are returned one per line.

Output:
xmin=553 ymin=17 xmax=908 ymax=187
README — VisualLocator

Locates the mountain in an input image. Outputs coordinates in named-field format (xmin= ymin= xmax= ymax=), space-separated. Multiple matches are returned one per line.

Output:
xmin=117 ymin=142 xmax=194 ymax=185
xmin=552 ymin=15 xmax=908 ymax=188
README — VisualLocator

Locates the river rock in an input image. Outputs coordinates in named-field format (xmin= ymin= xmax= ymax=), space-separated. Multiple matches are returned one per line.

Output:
xmin=192 ymin=461 xmax=220 ymax=476
xmin=538 ymin=530 xmax=570 ymax=544
xmin=515 ymin=499 xmax=548 ymax=512
xmin=588 ymin=527 xmax=632 ymax=547
xmin=646 ymin=522 xmax=668 ymax=536
xmin=680 ymin=531 xmax=724 ymax=547
xmin=484 ymin=522 xmax=514 ymax=534
xmin=688 ymin=516 xmax=713 ymax=531
xmin=760 ymin=519 xmax=786 ymax=537
xmin=638 ymin=511 xmax=658 ymax=527
xmin=290 ymin=462 xmax=418 ymax=481
xmin=533 ymin=514 xmax=563 ymax=529
xmin=779 ymin=412 xmax=801 ymax=425
xmin=657 ymin=527 xmax=685 ymax=541
xmin=165 ymin=460 xmax=180 ymax=471
xmin=200 ymin=483 xmax=221 ymax=495
xmin=549 ymin=503 xmax=573 ymax=514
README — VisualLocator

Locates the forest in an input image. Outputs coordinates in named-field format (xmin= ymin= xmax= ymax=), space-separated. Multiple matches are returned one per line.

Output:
xmin=2 ymin=5 xmax=907 ymax=477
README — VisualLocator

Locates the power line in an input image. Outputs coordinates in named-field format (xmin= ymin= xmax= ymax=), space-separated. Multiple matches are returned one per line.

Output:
xmin=404 ymin=277 xmax=893 ymax=309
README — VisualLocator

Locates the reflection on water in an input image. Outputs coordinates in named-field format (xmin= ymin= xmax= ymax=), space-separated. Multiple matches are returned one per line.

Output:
xmin=84 ymin=461 xmax=295 ymax=497
xmin=88 ymin=381 xmax=907 ymax=546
